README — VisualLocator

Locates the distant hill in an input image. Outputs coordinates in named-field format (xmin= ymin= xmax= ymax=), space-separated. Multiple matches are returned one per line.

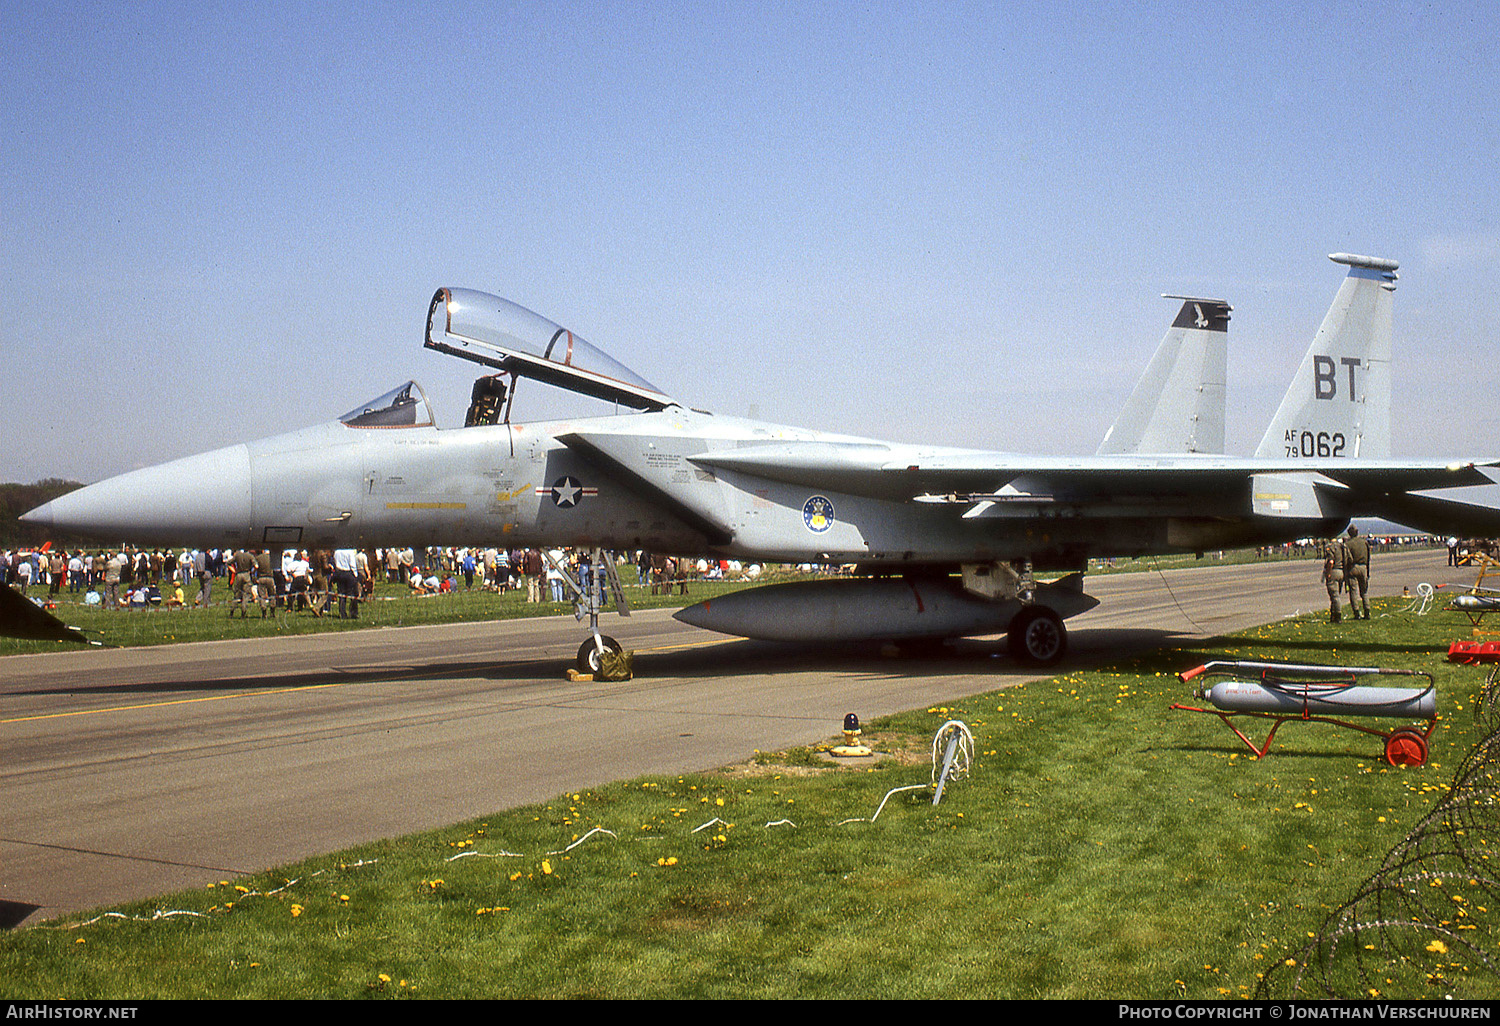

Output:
xmin=0 ymin=480 xmax=85 ymax=548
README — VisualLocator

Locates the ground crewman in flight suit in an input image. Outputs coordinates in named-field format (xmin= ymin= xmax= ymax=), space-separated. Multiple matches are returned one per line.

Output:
xmin=255 ymin=549 xmax=277 ymax=619
xmin=1322 ymin=534 xmax=1348 ymax=623
xmin=231 ymin=548 xmax=257 ymax=618
xmin=1344 ymin=525 xmax=1372 ymax=620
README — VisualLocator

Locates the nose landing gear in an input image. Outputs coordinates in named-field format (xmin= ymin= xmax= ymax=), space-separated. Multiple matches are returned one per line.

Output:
xmin=577 ymin=634 xmax=624 ymax=675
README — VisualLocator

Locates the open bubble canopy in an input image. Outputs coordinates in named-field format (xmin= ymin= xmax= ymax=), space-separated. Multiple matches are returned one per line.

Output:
xmin=423 ymin=288 xmax=675 ymax=411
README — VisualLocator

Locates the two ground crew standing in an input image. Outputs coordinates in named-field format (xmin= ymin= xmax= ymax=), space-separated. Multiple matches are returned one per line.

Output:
xmin=1323 ymin=525 xmax=1372 ymax=623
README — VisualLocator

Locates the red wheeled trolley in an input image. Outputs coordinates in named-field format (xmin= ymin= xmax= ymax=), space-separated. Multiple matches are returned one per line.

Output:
xmin=1446 ymin=640 xmax=1500 ymax=719
xmin=1172 ymin=660 xmax=1437 ymax=766
xmin=1446 ymin=639 xmax=1500 ymax=671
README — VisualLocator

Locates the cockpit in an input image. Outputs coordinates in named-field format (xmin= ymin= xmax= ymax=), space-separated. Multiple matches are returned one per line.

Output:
xmin=339 ymin=381 xmax=436 ymax=429
xmin=342 ymin=291 xmax=675 ymax=433
xmin=338 ymin=378 xmax=501 ymax=431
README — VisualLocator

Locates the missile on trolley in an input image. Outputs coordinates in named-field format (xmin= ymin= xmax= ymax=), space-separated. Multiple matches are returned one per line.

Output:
xmin=1182 ymin=661 xmax=1436 ymax=720
xmin=1194 ymin=680 xmax=1436 ymax=719
xmin=674 ymin=574 xmax=1099 ymax=643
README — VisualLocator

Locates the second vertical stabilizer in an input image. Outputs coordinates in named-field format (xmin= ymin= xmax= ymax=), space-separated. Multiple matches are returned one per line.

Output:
xmin=1098 ymin=297 xmax=1230 ymax=455
xmin=1254 ymin=253 xmax=1397 ymax=459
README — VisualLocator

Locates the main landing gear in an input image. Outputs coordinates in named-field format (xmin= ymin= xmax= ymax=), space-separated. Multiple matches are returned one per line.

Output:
xmin=961 ymin=558 xmax=1076 ymax=667
xmin=1007 ymin=605 xmax=1066 ymax=666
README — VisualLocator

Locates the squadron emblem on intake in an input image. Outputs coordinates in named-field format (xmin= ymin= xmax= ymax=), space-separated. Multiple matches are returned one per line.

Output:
xmin=802 ymin=495 xmax=835 ymax=533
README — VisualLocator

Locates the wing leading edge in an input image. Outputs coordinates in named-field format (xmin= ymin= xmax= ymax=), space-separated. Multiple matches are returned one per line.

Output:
xmin=687 ymin=446 xmax=1494 ymax=502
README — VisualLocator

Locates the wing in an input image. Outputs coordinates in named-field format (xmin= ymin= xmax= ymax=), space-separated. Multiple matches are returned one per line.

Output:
xmin=688 ymin=443 xmax=1496 ymax=507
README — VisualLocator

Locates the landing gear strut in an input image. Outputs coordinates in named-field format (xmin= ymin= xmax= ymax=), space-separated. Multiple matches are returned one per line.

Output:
xmin=1007 ymin=606 xmax=1066 ymax=666
xmin=545 ymin=547 xmax=632 ymax=676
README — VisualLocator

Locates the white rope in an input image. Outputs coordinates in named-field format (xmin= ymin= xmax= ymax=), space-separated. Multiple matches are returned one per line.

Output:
xmin=55 ymin=734 xmax=1009 ymax=931
xmin=930 ymin=720 xmax=975 ymax=786
xmin=47 ymin=860 xmax=380 ymax=929
xmin=1391 ymin=581 xmax=1434 ymax=616
xmin=445 ymin=849 xmax=522 ymax=861
xmin=548 ymin=826 xmax=618 ymax=855
xmin=67 ymin=909 xmax=208 ymax=926
xmin=837 ymin=784 xmax=929 ymax=825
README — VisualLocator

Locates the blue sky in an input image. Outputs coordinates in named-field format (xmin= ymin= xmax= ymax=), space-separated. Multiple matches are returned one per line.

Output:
xmin=3 ymin=1 xmax=1497 ymax=483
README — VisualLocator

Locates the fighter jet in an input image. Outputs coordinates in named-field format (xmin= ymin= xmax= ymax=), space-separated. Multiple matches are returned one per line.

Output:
xmin=21 ymin=254 xmax=1500 ymax=667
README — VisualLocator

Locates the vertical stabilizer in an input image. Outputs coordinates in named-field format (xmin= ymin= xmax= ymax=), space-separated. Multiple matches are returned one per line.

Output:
xmin=1097 ymin=297 xmax=1229 ymax=455
xmin=1254 ymin=253 xmax=1397 ymax=459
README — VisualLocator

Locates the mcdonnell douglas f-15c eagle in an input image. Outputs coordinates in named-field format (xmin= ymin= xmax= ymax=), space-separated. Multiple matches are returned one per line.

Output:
xmin=21 ymin=254 xmax=1500 ymax=667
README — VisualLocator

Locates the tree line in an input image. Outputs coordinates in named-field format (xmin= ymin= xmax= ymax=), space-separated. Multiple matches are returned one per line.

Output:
xmin=0 ymin=480 xmax=85 ymax=548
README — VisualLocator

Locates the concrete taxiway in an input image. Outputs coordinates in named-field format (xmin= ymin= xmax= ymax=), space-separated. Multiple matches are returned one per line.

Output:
xmin=0 ymin=550 xmax=1450 ymax=927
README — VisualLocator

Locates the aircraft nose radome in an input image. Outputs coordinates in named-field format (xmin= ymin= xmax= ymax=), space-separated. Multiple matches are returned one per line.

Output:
xmin=672 ymin=604 xmax=712 ymax=630
xmin=27 ymin=444 xmax=254 ymax=545
xmin=18 ymin=502 xmax=52 ymax=527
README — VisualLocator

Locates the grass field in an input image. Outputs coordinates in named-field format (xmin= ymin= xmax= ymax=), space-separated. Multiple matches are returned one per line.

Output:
xmin=0 ymin=570 xmax=764 ymax=656
xmin=2 ymin=592 xmax=1495 ymax=1000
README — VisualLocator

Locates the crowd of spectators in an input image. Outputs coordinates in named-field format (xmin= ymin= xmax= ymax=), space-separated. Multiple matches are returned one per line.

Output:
xmin=1254 ymin=534 xmax=1454 ymax=559
xmin=5 ymin=535 xmax=1476 ymax=615
xmin=0 ymin=545 xmax=766 ymax=614
xmin=0 ymin=546 xmax=222 ymax=609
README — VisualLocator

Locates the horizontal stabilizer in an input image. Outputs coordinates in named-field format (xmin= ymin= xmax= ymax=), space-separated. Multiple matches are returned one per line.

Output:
xmin=1251 ymin=473 xmax=1345 ymax=520
xmin=0 ymin=585 xmax=98 ymax=645
xmin=1358 ymin=492 xmax=1500 ymax=538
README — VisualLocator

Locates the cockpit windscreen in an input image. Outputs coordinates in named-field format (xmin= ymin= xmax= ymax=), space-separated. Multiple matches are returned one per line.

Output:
xmin=339 ymin=381 xmax=436 ymax=429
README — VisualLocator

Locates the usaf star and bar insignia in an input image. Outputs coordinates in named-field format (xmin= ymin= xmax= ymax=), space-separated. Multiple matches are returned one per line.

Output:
xmin=536 ymin=476 xmax=599 ymax=508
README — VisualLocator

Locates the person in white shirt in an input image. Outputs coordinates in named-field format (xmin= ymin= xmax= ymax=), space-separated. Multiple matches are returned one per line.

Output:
xmin=547 ymin=549 xmax=567 ymax=602
xmin=333 ymin=548 xmax=360 ymax=619
xmin=288 ymin=550 xmax=312 ymax=611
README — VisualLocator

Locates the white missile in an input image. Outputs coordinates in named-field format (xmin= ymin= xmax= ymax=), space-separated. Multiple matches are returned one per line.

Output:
xmin=1452 ymin=593 xmax=1500 ymax=611
xmin=1197 ymin=679 xmax=1435 ymax=720
xmin=673 ymin=576 xmax=1098 ymax=642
